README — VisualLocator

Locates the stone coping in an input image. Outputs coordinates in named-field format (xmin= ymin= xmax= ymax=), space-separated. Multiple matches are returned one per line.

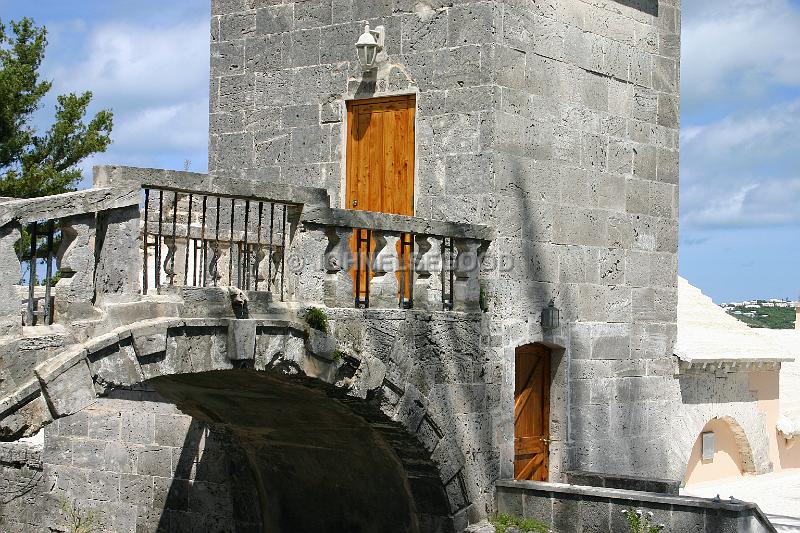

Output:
xmin=0 ymin=187 xmax=139 ymax=227
xmin=94 ymin=165 xmax=330 ymax=207
xmin=565 ymin=470 xmax=680 ymax=494
xmin=677 ymin=358 xmax=787 ymax=373
xmin=303 ymin=204 xmax=495 ymax=241
xmin=495 ymin=479 xmax=761 ymax=512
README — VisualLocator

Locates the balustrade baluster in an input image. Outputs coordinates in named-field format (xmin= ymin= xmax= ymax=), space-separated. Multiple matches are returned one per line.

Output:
xmin=323 ymin=226 xmax=354 ymax=308
xmin=369 ymin=230 xmax=401 ymax=309
xmin=414 ymin=234 xmax=443 ymax=311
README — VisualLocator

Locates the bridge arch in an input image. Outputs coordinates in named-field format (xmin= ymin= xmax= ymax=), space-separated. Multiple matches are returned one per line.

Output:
xmin=25 ymin=316 xmax=473 ymax=532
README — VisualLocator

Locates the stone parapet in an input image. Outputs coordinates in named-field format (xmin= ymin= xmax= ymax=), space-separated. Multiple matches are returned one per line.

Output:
xmin=496 ymin=479 xmax=778 ymax=533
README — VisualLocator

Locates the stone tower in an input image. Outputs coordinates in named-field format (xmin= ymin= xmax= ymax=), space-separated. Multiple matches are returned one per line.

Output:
xmin=208 ymin=0 xmax=681 ymax=481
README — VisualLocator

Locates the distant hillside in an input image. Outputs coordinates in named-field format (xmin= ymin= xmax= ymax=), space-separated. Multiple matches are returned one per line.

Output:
xmin=725 ymin=305 xmax=796 ymax=329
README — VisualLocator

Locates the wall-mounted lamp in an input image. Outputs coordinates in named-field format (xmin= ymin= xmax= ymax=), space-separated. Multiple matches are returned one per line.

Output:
xmin=356 ymin=23 xmax=385 ymax=71
xmin=541 ymin=299 xmax=560 ymax=330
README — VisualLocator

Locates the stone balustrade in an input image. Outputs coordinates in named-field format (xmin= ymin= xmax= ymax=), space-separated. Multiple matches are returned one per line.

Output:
xmin=302 ymin=205 xmax=494 ymax=312
xmin=0 ymin=187 xmax=140 ymax=334
xmin=0 ymin=167 xmax=496 ymax=336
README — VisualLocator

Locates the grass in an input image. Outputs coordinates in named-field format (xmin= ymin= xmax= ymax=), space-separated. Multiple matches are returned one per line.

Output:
xmin=727 ymin=305 xmax=796 ymax=329
xmin=305 ymin=307 xmax=329 ymax=334
xmin=490 ymin=513 xmax=551 ymax=533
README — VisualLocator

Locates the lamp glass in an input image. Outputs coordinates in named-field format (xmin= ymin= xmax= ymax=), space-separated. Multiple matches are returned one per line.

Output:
xmin=542 ymin=305 xmax=560 ymax=330
xmin=357 ymin=43 xmax=378 ymax=70
xmin=356 ymin=24 xmax=379 ymax=71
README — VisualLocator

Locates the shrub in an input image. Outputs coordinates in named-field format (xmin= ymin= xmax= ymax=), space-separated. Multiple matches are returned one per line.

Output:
xmin=305 ymin=307 xmax=328 ymax=334
xmin=490 ymin=513 xmax=551 ymax=533
xmin=621 ymin=508 xmax=665 ymax=533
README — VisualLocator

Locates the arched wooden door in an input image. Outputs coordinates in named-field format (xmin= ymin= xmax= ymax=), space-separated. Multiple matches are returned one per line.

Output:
xmin=514 ymin=344 xmax=551 ymax=481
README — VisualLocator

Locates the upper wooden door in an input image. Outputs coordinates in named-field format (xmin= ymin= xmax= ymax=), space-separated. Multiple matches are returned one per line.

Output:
xmin=514 ymin=344 xmax=551 ymax=481
xmin=345 ymin=95 xmax=415 ymax=215
xmin=345 ymin=95 xmax=415 ymax=305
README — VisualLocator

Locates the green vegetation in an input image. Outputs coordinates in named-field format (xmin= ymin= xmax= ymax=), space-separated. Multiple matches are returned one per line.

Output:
xmin=0 ymin=17 xmax=113 ymax=199
xmin=60 ymin=499 xmax=99 ymax=533
xmin=305 ymin=307 xmax=329 ymax=334
xmin=621 ymin=508 xmax=664 ymax=533
xmin=727 ymin=305 xmax=796 ymax=330
xmin=331 ymin=349 xmax=344 ymax=363
xmin=490 ymin=513 xmax=550 ymax=533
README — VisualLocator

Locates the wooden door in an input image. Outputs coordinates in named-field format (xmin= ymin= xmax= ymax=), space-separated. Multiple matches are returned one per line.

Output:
xmin=514 ymin=344 xmax=551 ymax=481
xmin=345 ymin=95 xmax=415 ymax=304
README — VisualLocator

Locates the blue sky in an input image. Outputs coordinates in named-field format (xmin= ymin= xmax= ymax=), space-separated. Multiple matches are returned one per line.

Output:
xmin=1 ymin=0 xmax=798 ymax=303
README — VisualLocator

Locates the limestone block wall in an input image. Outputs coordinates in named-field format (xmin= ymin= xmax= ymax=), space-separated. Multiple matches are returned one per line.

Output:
xmin=208 ymin=0 xmax=682 ymax=481
xmin=0 ymin=391 xmax=261 ymax=533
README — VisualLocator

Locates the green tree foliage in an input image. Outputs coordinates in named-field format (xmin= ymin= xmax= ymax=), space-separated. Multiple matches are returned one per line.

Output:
xmin=0 ymin=17 xmax=113 ymax=199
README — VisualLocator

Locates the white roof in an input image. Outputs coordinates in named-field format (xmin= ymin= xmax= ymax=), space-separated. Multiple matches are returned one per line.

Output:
xmin=676 ymin=277 xmax=799 ymax=365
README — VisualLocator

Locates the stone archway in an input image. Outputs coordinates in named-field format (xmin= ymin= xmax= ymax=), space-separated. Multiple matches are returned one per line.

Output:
xmin=2 ymin=316 xmax=477 ymax=532
xmin=148 ymin=369 xmax=451 ymax=533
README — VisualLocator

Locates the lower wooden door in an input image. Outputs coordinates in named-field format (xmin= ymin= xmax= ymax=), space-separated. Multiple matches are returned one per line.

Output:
xmin=514 ymin=344 xmax=551 ymax=481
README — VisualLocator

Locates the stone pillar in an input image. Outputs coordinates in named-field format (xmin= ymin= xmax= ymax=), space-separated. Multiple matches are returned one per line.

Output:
xmin=0 ymin=223 xmax=22 ymax=336
xmin=323 ymin=226 xmax=354 ymax=308
xmin=55 ymin=214 xmax=100 ymax=322
xmin=413 ymin=234 xmax=443 ymax=311
xmin=95 ymin=206 xmax=141 ymax=301
xmin=283 ymin=226 xmax=326 ymax=304
xmin=369 ymin=230 xmax=401 ymax=308
xmin=452 ymin=238 xmax=482 ymax=312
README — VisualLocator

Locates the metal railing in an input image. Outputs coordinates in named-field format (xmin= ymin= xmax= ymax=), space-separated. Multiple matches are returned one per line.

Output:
xmin=141 ymin=187 xmax=291 ymax=299
xmin=351 ymin=230 xmax=452 ymax=310
xmin=21 ymin=220 xmax=57 ymax=326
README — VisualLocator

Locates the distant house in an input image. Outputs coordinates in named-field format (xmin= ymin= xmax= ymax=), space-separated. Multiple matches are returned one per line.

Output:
xmin=676 ymin=278 xmax=800 ymax=487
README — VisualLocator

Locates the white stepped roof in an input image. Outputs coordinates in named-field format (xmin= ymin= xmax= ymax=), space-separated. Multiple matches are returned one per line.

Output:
xmin=676 ymin=277 xmax=799 ymax=365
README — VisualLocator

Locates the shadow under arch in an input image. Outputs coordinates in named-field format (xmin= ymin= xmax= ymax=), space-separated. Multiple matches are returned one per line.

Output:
xmin=146 ymin=368 xmax=452 ymax=533
xmin=681 ymin=415 xmax=758 ymax=487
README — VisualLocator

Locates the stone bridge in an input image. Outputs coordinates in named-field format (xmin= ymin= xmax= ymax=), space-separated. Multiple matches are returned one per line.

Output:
xmin=0 ymin=166 xmax=497 ymax=533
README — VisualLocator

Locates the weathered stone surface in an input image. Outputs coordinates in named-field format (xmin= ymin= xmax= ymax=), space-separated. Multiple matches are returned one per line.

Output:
xmin=54 ymin=214 xmax=101 ymax=322
xmin=0 ymin=223 xmax=22 ymax=336
xmin=0 ymin=0 xmax=690 ymax=531
xmin=95 ymin=205 xmax=141 ymax=300
xmin=34 ymin=347 xmax=94 ymax=418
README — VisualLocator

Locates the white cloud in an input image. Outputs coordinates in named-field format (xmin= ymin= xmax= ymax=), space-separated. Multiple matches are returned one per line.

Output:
xmin=113 ymin=100 xmax=208 ymax=153
xmin=682 ymin=179 xmax=800 ymax=228
xmin=682 ymin=0 xmax=800 ymax=112
xmin=51 ymin=20 xmax=210 ymax=106
xmin=681 ymin=97 xmax=800 ymax=229
xmin=40 ymin=18 xmax=211 ymax=176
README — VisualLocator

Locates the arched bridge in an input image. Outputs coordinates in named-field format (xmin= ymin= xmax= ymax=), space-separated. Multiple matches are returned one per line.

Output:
xmin=0 ymin=166 xmax=496 ymax=533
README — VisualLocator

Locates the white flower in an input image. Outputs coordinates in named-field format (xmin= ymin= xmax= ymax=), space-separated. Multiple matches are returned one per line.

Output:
xmin=647 ymin=511 xmax=654 ymax=518
xmin=635 ymin=509 xmax=643 ymax=516
xmin=621 ymin=510 xmax=628 ymax=515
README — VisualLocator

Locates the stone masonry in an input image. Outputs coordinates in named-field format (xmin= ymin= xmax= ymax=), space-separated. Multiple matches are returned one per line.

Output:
xmin=0 ymin=0 xmax=691 ymax=532
xmin=208 ymin=0 xmax=681 ymax=481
